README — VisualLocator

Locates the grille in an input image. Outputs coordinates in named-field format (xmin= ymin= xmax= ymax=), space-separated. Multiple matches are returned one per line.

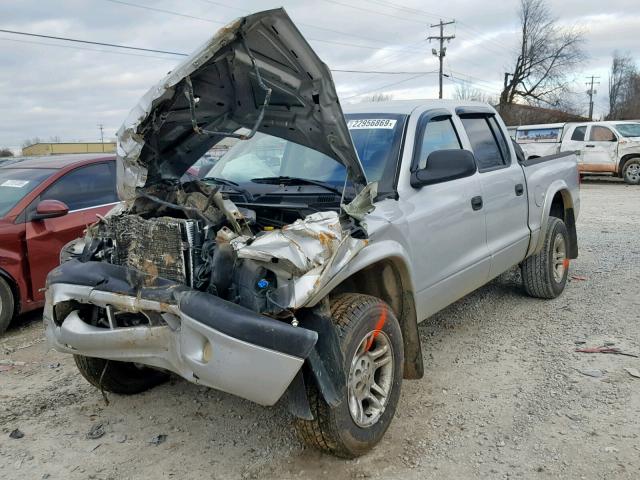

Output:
xmin=109 ymin=215 xmax=196 ymax=285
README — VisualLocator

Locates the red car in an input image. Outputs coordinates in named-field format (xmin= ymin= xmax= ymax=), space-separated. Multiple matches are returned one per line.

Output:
xmin=0 ymin=154 xmax=119 ymax=333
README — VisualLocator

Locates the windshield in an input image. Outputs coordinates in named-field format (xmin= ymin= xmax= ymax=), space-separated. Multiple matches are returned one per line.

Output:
xmin=615 ymin=123 xmax=640 ymax=137
xmin=0 ymin=168 xmax=55 ymax=217
xmin=206 ymin=114 xmax=407 ymax=193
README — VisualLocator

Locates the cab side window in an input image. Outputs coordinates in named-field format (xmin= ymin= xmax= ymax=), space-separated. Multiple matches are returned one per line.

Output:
xmin=570 ymin=126 xmax=587 ymax=141
xmin=589 ymin=126 xmax=616 ymax=142
xmin=460 ymin=116 xmax=507 ymax=171
xmin=41 ymin=162 xmax=118 ymax=211
xmin=416 ymin=117 xmax=462 ymax=169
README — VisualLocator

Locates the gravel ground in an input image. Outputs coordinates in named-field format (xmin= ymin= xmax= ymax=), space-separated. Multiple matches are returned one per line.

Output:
xmin=1 ymin=179 xmax=639 ymax=480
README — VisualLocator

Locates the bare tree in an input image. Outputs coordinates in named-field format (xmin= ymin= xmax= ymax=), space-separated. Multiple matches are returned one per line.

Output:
xmin=454 ymin=84 xmax=494 ymax=104
xmin=49 ymin=135 xmax=61 ymax=143
xmin=499 ymin=0 xmax=585 ymax=108
xmin=607 ymin=51 xmax=637 ymax=119
xmin=362 ymin=92 xmax=393 ymax=103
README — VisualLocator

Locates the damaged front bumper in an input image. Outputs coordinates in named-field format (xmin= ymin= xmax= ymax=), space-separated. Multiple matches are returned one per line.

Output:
xmin=44 ymin=260 xmax=318 ymax=406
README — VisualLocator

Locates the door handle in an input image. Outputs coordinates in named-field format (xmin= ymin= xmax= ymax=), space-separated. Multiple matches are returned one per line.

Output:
xmin=515 ymin=183 xmax=524 ymax=196
xmin=471 ymin=195 xmax=483 ymax=211
xmin=585 ymin=144 xmax=595 ymax=148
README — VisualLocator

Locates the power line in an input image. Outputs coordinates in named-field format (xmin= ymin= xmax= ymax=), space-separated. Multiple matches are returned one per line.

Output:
xmin=105 ymin=0 xmax=224 ymax=24
xmin=194 ymin=0 xmax=426 ymax=51
xmin=445 ymin=73 xmax=501 ymax=96
xmin=0 ymin=29 xmax=435 ymax=75
xmin=0 ymin=36 xmax=179 ymax=60
xmin=104 ymin=0 xmax=427 ymax=53
xmin=322 ymin=0 xmax=512 ymax=57
xmin=321 ymin=0 xmax=426 ymax=25
xmin=332 ymin=69 xmax=436 ymax=74
xmin=343 ymin=72 xmax=437 ymax=100
xmin=0 ymin=28 xmax=188 ymax=56
xmin=364 ymin=0 xmax=452 ymax=22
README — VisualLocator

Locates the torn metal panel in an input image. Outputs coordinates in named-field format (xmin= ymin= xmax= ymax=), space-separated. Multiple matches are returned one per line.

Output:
xmin=234 ymin=211 xmax=343 ymax=274
xmin=116 ymin=8 xmax=366 ymax=201
xmin=232 ymin=211 xmax=367 ymax=308
xmin=341 ymin=181 xmax=378 ymax=222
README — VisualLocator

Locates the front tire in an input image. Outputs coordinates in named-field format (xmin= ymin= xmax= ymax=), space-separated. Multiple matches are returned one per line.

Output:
xmin=522 ymin=217 xmax=569 ymax=299
xmin=0 ymin=277 xmax=15 ymax=335
xmin=622 ymin=158 xmax=640 ymax=185
xmin=295 ymin=293 xmax=404 ymax=458
xmin=74 ymin=355 xmax=169 ymax=395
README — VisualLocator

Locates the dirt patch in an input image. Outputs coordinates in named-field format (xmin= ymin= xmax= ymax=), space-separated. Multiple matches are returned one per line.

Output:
xmin=1 ymin=179 xmax=639 ymax=479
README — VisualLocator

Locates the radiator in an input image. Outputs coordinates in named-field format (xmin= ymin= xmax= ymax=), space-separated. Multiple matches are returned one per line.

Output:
xmin=108 ymin=215 xmax=198 ymax=285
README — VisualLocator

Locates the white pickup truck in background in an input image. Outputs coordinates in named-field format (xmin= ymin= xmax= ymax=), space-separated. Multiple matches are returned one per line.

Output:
xmin=511 ymin=121 xmax=640 ymax=184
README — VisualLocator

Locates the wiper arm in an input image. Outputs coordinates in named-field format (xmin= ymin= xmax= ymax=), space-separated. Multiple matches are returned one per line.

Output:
xmin=250 ymin=176 xmax=347 ymax=198
xmin=202 ymin=176 xmax=239 ymax=186
xmin=202 ymin=176 xmax=253 ymax=200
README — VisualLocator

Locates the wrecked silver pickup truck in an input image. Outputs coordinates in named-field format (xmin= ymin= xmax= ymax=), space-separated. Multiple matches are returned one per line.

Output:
xmin=45 ymin=8 xmax=580 ymax=458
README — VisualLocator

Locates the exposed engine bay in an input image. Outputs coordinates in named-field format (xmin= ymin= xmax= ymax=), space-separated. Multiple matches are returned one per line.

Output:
xmin=80 ymin=179 xmax=374 ymax=319
xmin=44 ymin=7 xmax=377 ymax=412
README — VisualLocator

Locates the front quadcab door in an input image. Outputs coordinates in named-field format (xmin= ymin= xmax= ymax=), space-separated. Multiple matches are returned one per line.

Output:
xmin=404 ymin=112 xmax=490 ymax=319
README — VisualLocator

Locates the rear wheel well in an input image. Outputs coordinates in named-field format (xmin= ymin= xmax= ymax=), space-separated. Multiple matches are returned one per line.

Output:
xmin=548 ymin=191 xmax=578 ymax=259
xmin=330 ymin=259 xmax=423 ymax=379
xmin=619 ymin=155 xmax=640 ymax=177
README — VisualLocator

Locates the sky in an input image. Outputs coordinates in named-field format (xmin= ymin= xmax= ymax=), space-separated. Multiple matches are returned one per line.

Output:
xmin=1 ymin=0 xmax=639 ymax=151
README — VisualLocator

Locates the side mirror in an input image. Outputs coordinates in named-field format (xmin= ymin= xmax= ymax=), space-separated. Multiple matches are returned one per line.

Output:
xmin=32 ymin=199 xmax=69 ymax=220
xmin=411 ymin=149 xmax=477 ymax=187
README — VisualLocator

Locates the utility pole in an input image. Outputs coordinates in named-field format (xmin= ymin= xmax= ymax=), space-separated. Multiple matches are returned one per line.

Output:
xmin=428 ymin=19 xmax=455 ymax=99
xmin=585 ymin=76 xmax=600 ymax=121
xmin=98 ymin=124 xmax=105 ymax=152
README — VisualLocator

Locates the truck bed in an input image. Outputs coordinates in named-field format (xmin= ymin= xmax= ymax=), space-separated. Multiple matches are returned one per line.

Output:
xmin=520 ymin=151 xmax=580 ymax=258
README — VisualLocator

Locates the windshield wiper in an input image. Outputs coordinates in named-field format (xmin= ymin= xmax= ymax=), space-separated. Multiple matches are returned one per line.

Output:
xmin=250 ymin=176 xmax=347 ymax=198
xmin=202 ymin=176 xmax=253 ymax=200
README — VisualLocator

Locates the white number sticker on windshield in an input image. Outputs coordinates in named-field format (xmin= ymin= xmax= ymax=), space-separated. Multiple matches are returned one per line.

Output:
xmin=347 ymin=119 xmax=397 ymax=130
xmin=1 ymin=180 xmax=29 ymax=188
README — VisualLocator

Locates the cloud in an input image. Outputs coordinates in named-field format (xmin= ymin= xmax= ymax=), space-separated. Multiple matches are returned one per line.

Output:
xmin=0 ymin=0 xmax=638 ymax=148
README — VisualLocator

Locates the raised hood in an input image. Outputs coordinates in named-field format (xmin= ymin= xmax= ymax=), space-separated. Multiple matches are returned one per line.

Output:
xmin=117 ymin=8 xmax=366 ymax=200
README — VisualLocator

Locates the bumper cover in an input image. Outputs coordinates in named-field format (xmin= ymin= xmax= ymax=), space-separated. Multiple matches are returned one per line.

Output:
xmin=45 ymin=261 xmax=318 ymax=406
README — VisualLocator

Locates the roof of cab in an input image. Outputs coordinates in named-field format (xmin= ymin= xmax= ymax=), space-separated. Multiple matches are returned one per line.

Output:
xmin=342 ymin=99 xmax=491 ymax=115
xmin=0 ymin=153 xmax=115 ymax=170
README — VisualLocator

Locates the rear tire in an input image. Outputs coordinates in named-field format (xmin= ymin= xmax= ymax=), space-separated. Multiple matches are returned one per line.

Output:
xmin=522 ymin=217 xmax=569 ymax=299
xmin=622 ymin=158 xmax=640 ymax=185
xmin=0 ymin=277 xmax=15 ymax=335
xmin=73 ymin=355 xmax=169 ymax=395
xmin=294 ymin=293 xmax=404 ymax=458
